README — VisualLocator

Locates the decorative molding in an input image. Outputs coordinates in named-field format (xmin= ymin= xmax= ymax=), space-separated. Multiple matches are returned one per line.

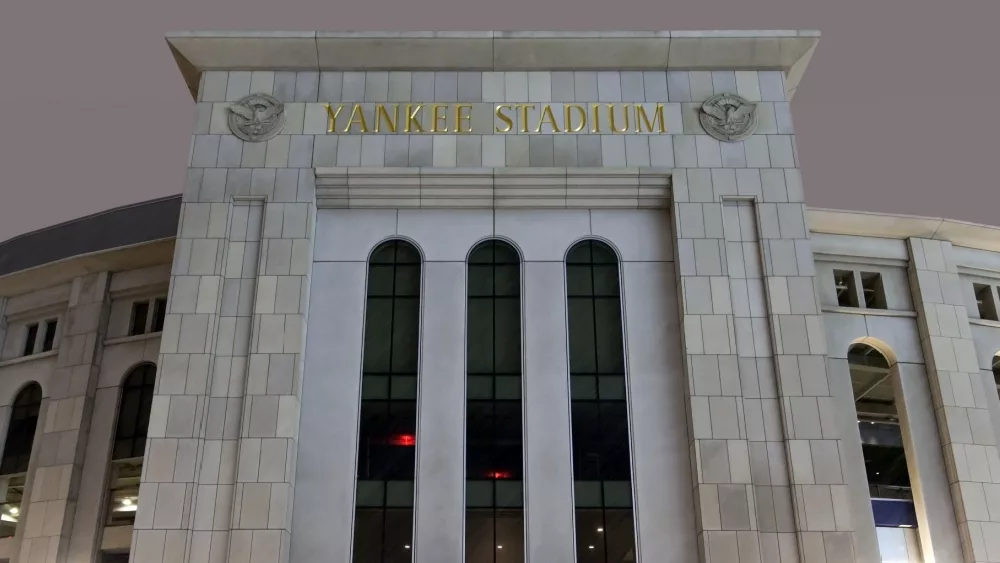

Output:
xmin=812 ymin=253 xmax=910 ymax=269
xmin=227 ymin=93 xmax=285 ymax=142
xmin=699 ymin=93 xmax=758 ymax=142
xmin=820 ymin=306 xmax=918 ymax=319
xmin=0 ymin=349 xmax=58 ymax=369
xmin=104 ymin=332 xmax=162 ymax=347
xmin=314 ymin=167 xmax=671 ymax=209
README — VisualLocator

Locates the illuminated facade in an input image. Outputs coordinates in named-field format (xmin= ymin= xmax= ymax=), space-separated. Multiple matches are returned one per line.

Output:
xmin=1 ymin=30 xmax=999 ymax=563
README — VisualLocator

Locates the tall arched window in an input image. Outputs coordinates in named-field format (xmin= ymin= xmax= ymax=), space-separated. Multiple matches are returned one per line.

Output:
xmin=847 ymin=343 xmax=922 ymax=561
xmin=0 ymin=383 xmax=42 ymax=537
xmin=465 ymin=240 xmax=524 ymax=563
xmin=353 ymin=240 xmax=422 ymax=563
xmin=565 ymin=240 xmax=636 ymax=563
xmin=106 ymin=363 xmax=156 ymax=526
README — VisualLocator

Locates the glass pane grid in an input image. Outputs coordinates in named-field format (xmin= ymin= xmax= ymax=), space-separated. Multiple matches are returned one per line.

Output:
xmin=565 ymin=240 xmax=636 ymax=563
xmin=355 ymin=240 xmax=422 ymax=563
xmin=466 ymin=241 xmax=525 ymax=563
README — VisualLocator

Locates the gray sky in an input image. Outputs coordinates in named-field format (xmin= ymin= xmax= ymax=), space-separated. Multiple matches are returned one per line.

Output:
xmin=1 ymin=0 xmax=997 ymax=241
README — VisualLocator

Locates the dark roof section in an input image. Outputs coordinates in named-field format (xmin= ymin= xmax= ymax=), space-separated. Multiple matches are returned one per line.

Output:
xmin=0 ymin=195 xmax=182 ymax=277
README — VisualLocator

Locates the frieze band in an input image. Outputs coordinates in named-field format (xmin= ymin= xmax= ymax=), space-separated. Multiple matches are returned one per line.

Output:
xmin=225 ymin=92 xmax=760 ymax=141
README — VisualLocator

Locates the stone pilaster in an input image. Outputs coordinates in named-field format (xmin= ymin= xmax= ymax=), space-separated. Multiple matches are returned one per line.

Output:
xmin=14 ymin=273 xmax=111 ymax=563
xmin=672 ymin=171 xmax=856 ymax=560
xmin=131 ymin=72 xmax=315 ymax=563
xmin=907 ymin=238 xmax=1000 ymax=563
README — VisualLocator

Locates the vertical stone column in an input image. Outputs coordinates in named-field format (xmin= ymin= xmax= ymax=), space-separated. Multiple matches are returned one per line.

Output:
xmin=132 ymin=69 xmax=315 ymax=563
xmin=906 ymin=238 xmax=1000 ymax=563
xmin=228 ymin=188 xmax=313 ymax=563
xmin=522 ymin=261 xmax=576 ymax=563
xmin=15 ymin=273 xmax=112 ymax=563
xmin=412 ymin=262 xmax=466 ymax=563
xmin=670 ymin=71 xmax=858 ymax=561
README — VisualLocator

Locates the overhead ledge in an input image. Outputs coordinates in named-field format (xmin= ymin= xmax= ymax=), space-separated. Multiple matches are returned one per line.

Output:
xmin=165 ymin=30 xmax=821 ymax=102
xmin=806 ymin=208 xmax=1000 ymax=254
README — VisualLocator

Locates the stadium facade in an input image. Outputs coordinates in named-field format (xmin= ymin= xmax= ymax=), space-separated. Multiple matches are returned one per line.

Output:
xmin=0 ymin=30 xmax=998 ymax=563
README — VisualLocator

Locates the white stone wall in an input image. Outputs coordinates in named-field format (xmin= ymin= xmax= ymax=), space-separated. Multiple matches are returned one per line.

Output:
xmin=0 ymin=266 xmax=170 ymax=563
xmin=296 ymin=208 xmax=695 ymax=563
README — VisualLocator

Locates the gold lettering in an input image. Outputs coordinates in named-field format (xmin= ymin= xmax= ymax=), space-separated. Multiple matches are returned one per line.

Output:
xmin=495 ymin=105 xmax=514 ymax=133
xmin=405 ymin=105 xmax=425 ymax=133
xmin=345 ymin=104 xmax=370 ymax=133
xmin=514 ymin=104 xmax=536 ymax=133
xmin=608 ymin=104 xmax=631 ymax=133
xmin=635 ymin=104 xmax=666 ymax=133
xmin=536 ymin=104 xmax=561 ymax=133
xmin=455 ymin=104 xmax=473 ymax=133
xmin=375 ymin=104 xmax=399 ymax=133
xmin=431 ymin=104 xmax=449 ymax=133
xmin=590 ymin=104 xmax=601 ymax=133
xmin=324 ymin=104 xmax=344 ymax=133
xmin=564 ymin=105 xmax=586 ymax=133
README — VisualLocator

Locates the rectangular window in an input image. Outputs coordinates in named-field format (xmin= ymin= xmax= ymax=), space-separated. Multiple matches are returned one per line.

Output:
xmin=833 ymin=270 xmax=859 ymax=308
xmin=975 ymin=283 xmax=999 ymax=321
xmin=151 ymin=298 xmax=167 ymax=333
xmin=860 ymin=272 xmax=887 ymax=310
xmin=22 ymin=324 xmax=38 ymax=357
xmin=41 ymin=320 xmax=57 ymax=352
xmin=130 ymin=301 xmax=150 ymax=336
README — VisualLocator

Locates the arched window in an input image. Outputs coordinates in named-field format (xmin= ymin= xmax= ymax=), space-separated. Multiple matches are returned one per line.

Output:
xmin=465 ymin=240 xmax=524 ymax=563
xmin=847 ymin=343 xmax=922 ymax=563
xmin=565 ymin=240 xmax=636 ymax=563
xmin=106 ymin=363 xmax=156 ymax=527
xmin=353 ymin=240 xmax=421 ymax=563
xmin=0 ymin=383 xmax=42 ymax=537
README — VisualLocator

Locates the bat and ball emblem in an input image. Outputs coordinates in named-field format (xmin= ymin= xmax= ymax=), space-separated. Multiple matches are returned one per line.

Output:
xmin=699 ymin=93 xmax=758 ymax=143
xmin=226 ymin=93 xmax=286 ymax=143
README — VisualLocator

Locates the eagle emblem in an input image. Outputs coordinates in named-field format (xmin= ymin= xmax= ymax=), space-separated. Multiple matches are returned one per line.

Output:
xmin=699 ymin=93 xmax=758 ymax=142
xmin=226 ymin=93 xmax=286 ymax=143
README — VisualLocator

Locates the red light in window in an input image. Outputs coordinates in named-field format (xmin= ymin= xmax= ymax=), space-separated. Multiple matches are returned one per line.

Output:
xmin=388 ymin=434 xmax=416 ymax=447
xmin=486 ymin=471 xmax=512 ymax=479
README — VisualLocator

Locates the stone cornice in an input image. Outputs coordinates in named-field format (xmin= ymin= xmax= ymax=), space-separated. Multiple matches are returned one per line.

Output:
xmin=165 ymin=30 xmax=820 ymax=101
xmin=806 ymin=208 xmax=1000 ymax=253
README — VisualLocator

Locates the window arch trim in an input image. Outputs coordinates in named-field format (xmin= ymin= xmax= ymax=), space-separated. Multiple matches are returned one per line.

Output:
xmin=465 ymin=236 xmax=525 ymax=264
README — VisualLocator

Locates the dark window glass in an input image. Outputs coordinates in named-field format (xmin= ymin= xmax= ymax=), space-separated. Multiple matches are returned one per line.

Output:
xmin=112 ymin=363 xmax=157 ymax=460
xmin=105 ymin=364 xmax=155 ymax=528
xmin=465 ymin=241 xmax=524 ymax=563
xmin=130 ymin=301 xmax=150 ymax=336
xmin=565 ymin=240 xmax=636 ymax=563
xmin=848 ymin=343 xmax=916 ymax=512
xmin=151 ymin=298 xmax=167 ymax=333
xmin=354 ymin=240 xmax=421 ymax=563
xmin=41 ymin=320 xmax=57 ymax=352
xmin=22 ymin=324 xmax=38 ymax=357
xmin=1 ymin=384 xmax=43 ymax=475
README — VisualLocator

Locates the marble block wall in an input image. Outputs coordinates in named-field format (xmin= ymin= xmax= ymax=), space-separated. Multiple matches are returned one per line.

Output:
xmin=135 ymin=64 xmax=862 ymax=563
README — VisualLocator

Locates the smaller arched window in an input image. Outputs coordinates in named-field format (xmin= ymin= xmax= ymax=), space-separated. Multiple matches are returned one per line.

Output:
xmin=0 ymin=383 xmax=42 ymax=537
xmin=106 ymin=363 xmax=156 ymax=527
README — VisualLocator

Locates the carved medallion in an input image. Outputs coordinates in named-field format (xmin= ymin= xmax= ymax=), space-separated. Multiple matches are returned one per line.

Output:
xmin=699 ymin=93 xmax=758 ymax=142
xmin=227 ymin=93 xmax=286 ymax=142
